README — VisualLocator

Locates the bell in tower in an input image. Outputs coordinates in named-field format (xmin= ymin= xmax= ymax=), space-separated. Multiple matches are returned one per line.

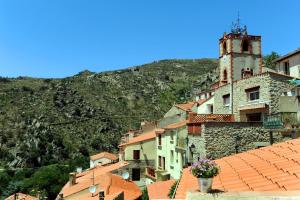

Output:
xmin=219 ymin=16 xmax=262 ymax=85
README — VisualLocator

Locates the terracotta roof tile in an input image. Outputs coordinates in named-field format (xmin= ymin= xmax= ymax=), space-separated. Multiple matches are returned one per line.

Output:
xmin=5 ymin=193 xmax=37 ymax=200
xmin=175 ymin=102 xmax=195 ymax=111
xmin=175 ymin=139 xmax=300 ymax=199
xmin=147 ymin=179 xmax=176 ymax=199
xmin=59 ymin=162 xmax=135 ymax=199
xmin=90 ymin=152 xmax=118 ymax=161
xmin=119 ymin=129 xmax=164 ymax=147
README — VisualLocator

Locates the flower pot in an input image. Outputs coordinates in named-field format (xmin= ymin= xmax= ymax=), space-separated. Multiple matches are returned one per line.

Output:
xmin=197 ymin=177 xmax=213 ymax=193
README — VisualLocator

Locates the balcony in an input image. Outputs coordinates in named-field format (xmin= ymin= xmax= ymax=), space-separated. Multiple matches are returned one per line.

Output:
xmin=156 ymin=169 xmax=170 ymax=181
xmin=176 ymin=138 xmax=186 ymax=150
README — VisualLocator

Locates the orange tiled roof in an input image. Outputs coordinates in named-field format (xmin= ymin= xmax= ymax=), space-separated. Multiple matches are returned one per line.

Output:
xmin=90 ymin=152 xmax=118 ymax=161
xmin=119 ymin=128 xmax=164 ymax=147
xmin=5 ymin=193 xmax=37 ymax=200
xmin=59 ymin=162 xmax=131 ymax=199
xmin=175 ymin=139 xmax=300 ymax=199
xmin=164 ymin=120 xmax=188 ymax=130
xmin=147 ymin=179 xmax=176 ymax=200
xmin=175 ymin=102 xmax=195 ymax=111
xmin=195 ymin=99 xmax=207 ymax=106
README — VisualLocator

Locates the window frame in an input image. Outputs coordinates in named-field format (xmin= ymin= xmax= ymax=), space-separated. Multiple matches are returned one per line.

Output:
xmin=246 ymin=87 xmax=260 ymax=102
xmin=133 ymin=150 xmax=140 ymax=160
xmin=158 ymin=134 xmax=162 ymax=146
xmin=223 ymin=94 xmax=230 ymax=106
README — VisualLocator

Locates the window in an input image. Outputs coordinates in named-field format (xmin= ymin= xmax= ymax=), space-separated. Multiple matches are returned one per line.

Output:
xmin=284 ymin=61 xmax=290 ymax=75
xmin=132 ymin=168 xmax=140 ymax=181
xmin=158 ymin=134 xmax=162 ymax=146
xmin=242 ymin=39 xmax=249 ymax=52
xmin=223 ymin=69 xmax=228 ymax=81
xmin=158 ymin=156 xmax=162 ymax=167
xmin=170 ymin=131 xmax=174 ymax=141
xmin=99 ymin=191 xmax=105 ymax=200
xmin=223 ymin=41 xmax=227 ymax=55
xmin=246 ymin=87 xmax=260 ymax=101
xmin=209 ymin=105 xmax=213 ymax=114
xmin=170 ymin=150 xmax=174 ymax=165
xmin=158 ymin=156 xmax=165 ymax=170
xmin=133 ymin=150 xmax=140 ymax=160
xmin=223 ymin=94 xmax=230 ymax=106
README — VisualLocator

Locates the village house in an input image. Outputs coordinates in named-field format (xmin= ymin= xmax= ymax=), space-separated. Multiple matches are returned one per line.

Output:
xmin=5 ymin=193 xmax=38 ymax=200
xmin=89 ymin=151 xmax=118 ymax=168
xmin=156 ymin=120 xmax=188 ymax=180
xmin=57 ymin=161 xmax=142 ymax=200
xmin=174 ymin=138 xmax=300 ymax=199
xmin=274 ymin=48 xmax=300 ymax=78
xmin=118 ymin=128 xmax=164 ymax=187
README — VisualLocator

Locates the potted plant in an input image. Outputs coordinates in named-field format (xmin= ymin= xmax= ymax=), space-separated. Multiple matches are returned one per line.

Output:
xmin=190 ymin=159 xmax=220 ymax=193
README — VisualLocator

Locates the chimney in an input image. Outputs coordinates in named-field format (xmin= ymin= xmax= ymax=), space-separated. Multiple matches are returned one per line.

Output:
xmin=69 ymin=172 xmax=77 ymax=186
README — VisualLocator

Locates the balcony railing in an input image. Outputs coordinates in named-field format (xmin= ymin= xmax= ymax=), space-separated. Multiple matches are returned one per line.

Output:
xmin=263 ymin=113 xmax=298 ymax=129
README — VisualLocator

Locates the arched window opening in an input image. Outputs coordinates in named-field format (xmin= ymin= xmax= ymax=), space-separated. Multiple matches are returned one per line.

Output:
xmin=223 ymin=69 xmax=228 ymax=81
xmin=223 ymin=41 xmax=227 ymax=54
xmin=242 ymin=39 xmax=249 ymax=52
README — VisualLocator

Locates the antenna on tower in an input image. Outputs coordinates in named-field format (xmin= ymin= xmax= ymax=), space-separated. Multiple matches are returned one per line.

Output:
xmin=231 ymin=11 xmax=247 ymax=34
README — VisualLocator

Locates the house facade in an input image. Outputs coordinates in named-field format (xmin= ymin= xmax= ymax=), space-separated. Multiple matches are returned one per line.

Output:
xmin=119 ymin=128 xmax=164 ymax=187
xmin=89 ymin=152 xmax=118 ymax=168
xmin=274 ymin=48 xmax=300 ymax=78
xmin=156 ymin=121 xmax=188 ymax=180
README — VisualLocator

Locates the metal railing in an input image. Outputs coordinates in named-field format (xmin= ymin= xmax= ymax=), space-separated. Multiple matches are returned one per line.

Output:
xmin=263 ymin=113 xmax=298 ymax=129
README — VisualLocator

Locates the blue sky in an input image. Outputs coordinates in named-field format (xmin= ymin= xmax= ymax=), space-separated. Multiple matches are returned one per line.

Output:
xmin=0 ymin=0 xmax=299 ymax=78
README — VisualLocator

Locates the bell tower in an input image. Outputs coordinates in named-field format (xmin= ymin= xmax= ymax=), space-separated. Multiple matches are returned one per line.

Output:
xmin=219 ymin=18 xmax=262 ymax=84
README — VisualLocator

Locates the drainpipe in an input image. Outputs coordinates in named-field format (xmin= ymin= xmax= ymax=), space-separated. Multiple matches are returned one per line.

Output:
xmin=230 ymin=79 xmax=234 ymax=115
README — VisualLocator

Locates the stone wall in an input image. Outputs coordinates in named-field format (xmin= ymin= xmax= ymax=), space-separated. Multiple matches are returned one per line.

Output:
xmin=214 ymin=72 xmax=295 ymax=121
xmin=268 ymin=73 xmax=295 ymax=114
xmin=201 ymin=122 xmax=286 ymax=159
xmin=188 ymin=135 xmax=206 ymax=163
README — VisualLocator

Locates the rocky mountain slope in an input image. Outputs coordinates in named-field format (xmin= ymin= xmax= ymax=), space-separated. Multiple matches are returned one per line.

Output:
xmin=0 ymin=59 xmax=218 ymax=168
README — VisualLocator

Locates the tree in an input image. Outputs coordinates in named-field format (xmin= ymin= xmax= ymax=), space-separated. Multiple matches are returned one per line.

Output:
xmin=263 ymin=51 xmax=280 ymax=69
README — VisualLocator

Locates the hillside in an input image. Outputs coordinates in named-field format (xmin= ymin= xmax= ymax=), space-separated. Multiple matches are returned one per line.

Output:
xmin=0 ymin=58 xmax=218 ymax=168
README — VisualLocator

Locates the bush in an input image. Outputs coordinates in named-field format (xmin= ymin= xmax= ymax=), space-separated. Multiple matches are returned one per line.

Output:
xmin=168 ymin=180 xmax=178 ymax=199
xmin=190 ymin=159 xmax=219 ymax=178
xmin=141 ymin=187 xmax=149 ymax=200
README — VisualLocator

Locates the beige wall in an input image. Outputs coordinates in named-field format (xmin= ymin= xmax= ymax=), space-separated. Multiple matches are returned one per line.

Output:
xmin=276 ymin=52 xmax=300 ymax=78
xmin=124 ymin=139 xmax=156 ymax=161
xmin=219 ymin=34 xmax=262 ymax=83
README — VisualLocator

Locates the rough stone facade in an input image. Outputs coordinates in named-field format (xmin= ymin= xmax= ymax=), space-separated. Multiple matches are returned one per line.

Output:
xmin=188 ymin=134 xmax=206 ymax=163
xmin=214 ymin=72 xmax=295 ymax=121
xmin=200 ymin=122 xmax=286 ymax=159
